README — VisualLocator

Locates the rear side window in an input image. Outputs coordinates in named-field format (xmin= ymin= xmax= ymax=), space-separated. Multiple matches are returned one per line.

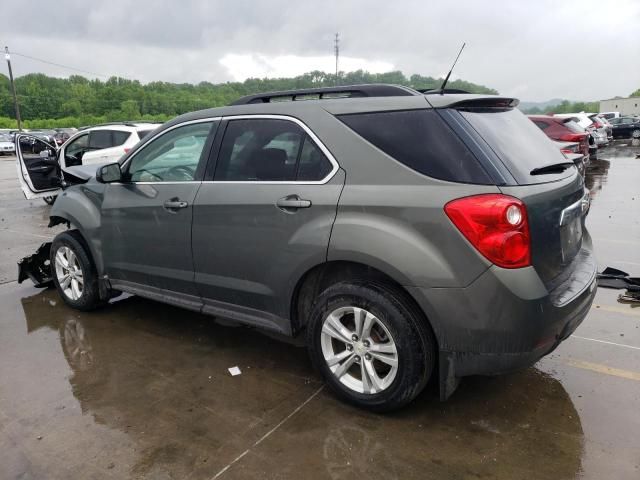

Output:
xmin=88 ymin=130 xmax=112 ymax=149
xmin=533 ymin=120 xmax=549 ymax=130
xmin=214 ymin=118 xmax=333 ymax=182
xmin=338 ymin=109 xmax=491 ymax=184
xmin=112 ymin=131 xmax=131 ymax=146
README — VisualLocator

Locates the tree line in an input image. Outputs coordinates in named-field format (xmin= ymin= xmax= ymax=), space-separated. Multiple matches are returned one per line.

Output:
xmin=0 ymin=70 xmax=497 ymax=129
xmin=520 ymin=100 xmax=601 ymax=115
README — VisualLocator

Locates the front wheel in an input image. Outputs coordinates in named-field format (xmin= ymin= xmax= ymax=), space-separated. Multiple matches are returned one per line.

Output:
xmin=51 ymin=231 xmax=104 ymax=311
xmin=306 ymin=281 xmax=435 ymax=412
xmin=632 ymin=129 xmax=640 ymax=139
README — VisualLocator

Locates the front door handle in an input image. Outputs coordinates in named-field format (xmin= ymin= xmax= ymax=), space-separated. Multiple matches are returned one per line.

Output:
xmin=163 ymin=199 xmax=188 ymax=211
xmin=276 ymin=195 xmax=312 ymax=210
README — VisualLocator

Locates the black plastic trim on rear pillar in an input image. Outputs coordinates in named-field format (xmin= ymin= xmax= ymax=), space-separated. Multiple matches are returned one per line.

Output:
xmin=436 ymin=109 xmax=516 ymax=186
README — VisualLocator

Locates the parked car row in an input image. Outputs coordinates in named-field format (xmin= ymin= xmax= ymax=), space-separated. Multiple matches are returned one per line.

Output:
xmin=0 ymin=127 xmax=79 ymax=145
xmin=526 ymin=108 xmax=638 ymax=168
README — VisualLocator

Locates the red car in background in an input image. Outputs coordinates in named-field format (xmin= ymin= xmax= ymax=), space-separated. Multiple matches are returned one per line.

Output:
xmin=528 ymin=115 xmax=591 ymax=157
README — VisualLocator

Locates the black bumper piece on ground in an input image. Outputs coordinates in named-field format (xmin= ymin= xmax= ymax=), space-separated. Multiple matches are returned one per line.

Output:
xmin=17 ymin=242 xmax=53 ymax=288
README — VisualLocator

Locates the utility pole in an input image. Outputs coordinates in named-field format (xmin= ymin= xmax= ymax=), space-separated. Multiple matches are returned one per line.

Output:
xmin=4 ymin=47 xmax=22 ymax=131
xmin=334 ymin=33 xmax=339 ymax=86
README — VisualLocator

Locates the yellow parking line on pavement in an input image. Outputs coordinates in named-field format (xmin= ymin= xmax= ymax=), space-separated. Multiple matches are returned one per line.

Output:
xmin=566 ymin=359 xmax=640 ymax=382
xmin=591 ymin=304 xmax=640 ymax=318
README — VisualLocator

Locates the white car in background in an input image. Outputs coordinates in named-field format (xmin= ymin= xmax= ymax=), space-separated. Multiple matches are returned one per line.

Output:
xmin=15 ymin=122 xmax=159 ymax=203
xmin=59 ymin=123 xmax=159 ymax=169
xmin=599 ymin=111 xmax=620 ymax=120
xmin=0 ymin=133 xmax=15 ymax=155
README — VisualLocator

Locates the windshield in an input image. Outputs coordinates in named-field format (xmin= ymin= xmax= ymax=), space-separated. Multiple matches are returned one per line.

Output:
xmin=460 ymin=108 xmax=574 ymax=184
xmin=0 ymin=134 xmax=11 ymax=142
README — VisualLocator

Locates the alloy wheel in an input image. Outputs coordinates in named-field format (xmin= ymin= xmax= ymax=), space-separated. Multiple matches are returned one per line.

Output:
xmin=54 ymin=246 xmax=84 ymax=301
xmin=320 ymin=306 xmax=399 ymax=394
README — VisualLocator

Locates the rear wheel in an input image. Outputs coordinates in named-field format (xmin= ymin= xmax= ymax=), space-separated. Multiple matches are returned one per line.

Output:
xmin=51 ymin=231 xmax=103 ymax=311
xmin=306 ymin=281 xmax=435 ymax=412
xmin=632 ymin=129 xmax=640 ymax=139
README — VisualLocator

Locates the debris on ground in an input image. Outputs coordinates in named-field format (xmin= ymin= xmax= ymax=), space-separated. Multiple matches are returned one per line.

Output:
xmin=228 ymin=366 xmax=242 ymax=376
xmin=597 ymin=267 xmax=640 ymax=304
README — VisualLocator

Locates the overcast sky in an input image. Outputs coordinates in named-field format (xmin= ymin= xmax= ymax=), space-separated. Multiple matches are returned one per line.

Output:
xmin=1 ymin=0 xmax=639 ymax=101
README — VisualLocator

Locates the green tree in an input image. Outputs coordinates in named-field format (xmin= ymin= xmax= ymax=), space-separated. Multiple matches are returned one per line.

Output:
xmin=0 ymin=70 xmax=502 ymax=127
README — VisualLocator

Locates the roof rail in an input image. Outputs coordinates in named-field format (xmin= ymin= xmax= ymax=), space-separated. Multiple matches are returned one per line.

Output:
xmin=419 ymin=88 xmax=471 ymax=94
xmin=77 ymin=121 xmax=162 ymax=131
xmin=230 ymin=84 xmax=420 ymax=105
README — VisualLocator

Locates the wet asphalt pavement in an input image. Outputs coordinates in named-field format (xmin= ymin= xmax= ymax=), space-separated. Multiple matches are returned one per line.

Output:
xmin=1 ymin=145 xmax=639 ymax=479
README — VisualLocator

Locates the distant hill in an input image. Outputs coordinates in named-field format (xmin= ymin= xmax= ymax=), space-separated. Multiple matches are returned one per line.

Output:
xmin=518 ymin=98 xmax=566 ymax=113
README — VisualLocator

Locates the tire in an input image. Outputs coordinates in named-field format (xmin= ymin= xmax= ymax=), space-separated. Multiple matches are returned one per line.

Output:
xmin=306 ymin=281 xmax=436 ymax=412
xmin=632 ymin=129 xmax=640 ymax=139
xmin=50 ymin=231 xmax=104 ymax=311
xmin=43 ymin=195 xmax=57 ymax=205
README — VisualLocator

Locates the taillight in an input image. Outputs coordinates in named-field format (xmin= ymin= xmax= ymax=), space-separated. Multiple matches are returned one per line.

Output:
xmin=559 ymin=133 xmax=585 ymax=142
xmin=444 ymin=194 xmax=531 ymax=269
xmin=123 ymin=147 xmax=131 ymax=153
xmin=561 ymin=145 xmax=579 ymax=154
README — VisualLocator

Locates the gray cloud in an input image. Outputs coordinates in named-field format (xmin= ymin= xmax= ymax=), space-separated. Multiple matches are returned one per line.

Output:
xmin=1 ymin=0 xmax=639 ymax=101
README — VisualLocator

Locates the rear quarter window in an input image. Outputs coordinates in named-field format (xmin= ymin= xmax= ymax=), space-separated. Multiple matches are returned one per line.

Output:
xmin=112 ymin=131 xmax=131 ymax=146
xmin=338 ymin=109 xmax=492 ymax=184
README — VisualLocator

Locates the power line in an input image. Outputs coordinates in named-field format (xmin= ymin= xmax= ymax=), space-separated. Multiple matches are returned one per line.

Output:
xmin=9 ymin=51 xmax=112 ymax=79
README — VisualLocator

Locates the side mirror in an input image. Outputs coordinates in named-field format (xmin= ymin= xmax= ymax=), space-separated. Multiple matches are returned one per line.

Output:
xmin=96 ymin=163 xmax=122 ymax=183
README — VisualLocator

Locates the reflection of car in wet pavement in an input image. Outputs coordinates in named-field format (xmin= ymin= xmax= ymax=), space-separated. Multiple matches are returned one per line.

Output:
xmin=16 ymin=84 xmax=598 ymax=411
xmin=18 ymin=287 xmax=585 ymax=480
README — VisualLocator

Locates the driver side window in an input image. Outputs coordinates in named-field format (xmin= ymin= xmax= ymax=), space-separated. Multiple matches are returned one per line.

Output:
xmin=126 ymin=121 xmax=215 ymax=182
xmin=65 ymin=133 xmax=89 ymax=167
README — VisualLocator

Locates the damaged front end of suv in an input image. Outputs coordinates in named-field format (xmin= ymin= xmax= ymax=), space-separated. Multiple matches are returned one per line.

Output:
xmin=18 ymin=241 xmax=53 ymax=288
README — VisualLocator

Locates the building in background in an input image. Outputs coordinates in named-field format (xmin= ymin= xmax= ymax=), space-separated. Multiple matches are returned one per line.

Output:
xmin=599 ymin=96 xmax=640 ymax=115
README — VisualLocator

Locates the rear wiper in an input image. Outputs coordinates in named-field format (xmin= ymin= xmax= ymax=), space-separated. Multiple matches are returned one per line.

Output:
xmin=530 ymin=162 xmax=575 ymax=175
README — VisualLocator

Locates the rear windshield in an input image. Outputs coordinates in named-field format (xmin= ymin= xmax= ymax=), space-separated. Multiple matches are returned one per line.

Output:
xmin=338 ymin=109 xmax=492 ymax=184
xmin=460 ymin=108 xmax=574 ymax=184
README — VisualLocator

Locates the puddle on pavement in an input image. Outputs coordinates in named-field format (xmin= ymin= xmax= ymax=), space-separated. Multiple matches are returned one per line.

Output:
xmin=2 ymin=286 xmax=584 ymax=479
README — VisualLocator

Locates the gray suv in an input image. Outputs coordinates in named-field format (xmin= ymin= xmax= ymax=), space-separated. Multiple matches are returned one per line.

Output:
xmin=18 ymin=85 xmax=597 ymax=411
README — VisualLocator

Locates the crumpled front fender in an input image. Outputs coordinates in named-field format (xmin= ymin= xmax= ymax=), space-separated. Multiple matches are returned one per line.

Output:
xmin=49 ymin=184 xmax=105 ymax=275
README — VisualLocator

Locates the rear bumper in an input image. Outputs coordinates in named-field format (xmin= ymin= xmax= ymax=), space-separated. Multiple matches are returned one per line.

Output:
xmin=407 ymin=240 xmax=597 ymax=393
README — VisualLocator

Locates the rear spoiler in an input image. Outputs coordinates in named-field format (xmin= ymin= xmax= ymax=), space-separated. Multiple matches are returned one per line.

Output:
xmin=448 ymin=97 xmax=520 ymax=110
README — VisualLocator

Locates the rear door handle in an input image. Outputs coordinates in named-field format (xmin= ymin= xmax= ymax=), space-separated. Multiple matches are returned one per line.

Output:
xmin=163 ymin=199 xmax=188 ymax=211
xmin=276 ymin=195 xmax=312 ymax=210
